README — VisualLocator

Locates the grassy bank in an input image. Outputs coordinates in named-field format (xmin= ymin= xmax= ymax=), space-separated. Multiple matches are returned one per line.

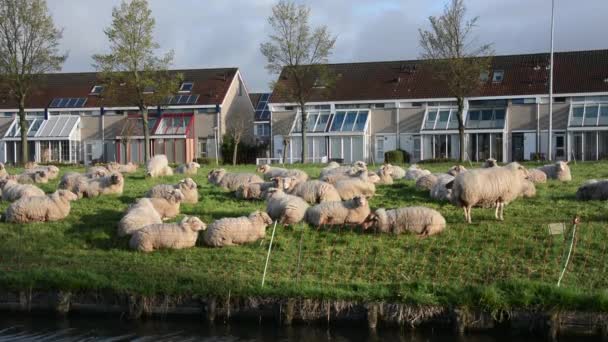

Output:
xmin=0 ymin=161 xmax=607 ymax=313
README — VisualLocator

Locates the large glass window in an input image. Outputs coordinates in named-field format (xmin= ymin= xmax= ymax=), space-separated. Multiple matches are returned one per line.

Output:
xmin=466 ymin=108 xmax=507 ymax=129
xmin=424 ymin=110 xmax=438 ymax=129
xmin=570 ymin=103 xmax=608 ymax=127
xmin=584 ymin=106 xmax=599 ymax=126
xmin=293 ymin=111 xmax=331 ymax=133
xmin=600 ymin=106 xmax=608 ymax=126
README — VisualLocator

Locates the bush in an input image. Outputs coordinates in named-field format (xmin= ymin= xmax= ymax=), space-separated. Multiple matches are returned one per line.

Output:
xmin=195 ymin=157 xmax=213 ymax=165
xmin=220 ymin=135 xmax=268 ymax=165
xmin=419 ymin=158 xmax=458 ymax=164
xmin=384 ymin=149 xmax=410 ymax=164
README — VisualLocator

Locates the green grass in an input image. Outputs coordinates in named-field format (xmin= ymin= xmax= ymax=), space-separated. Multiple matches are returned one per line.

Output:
xmin=1 ymin=161 xmax=608 ymax=312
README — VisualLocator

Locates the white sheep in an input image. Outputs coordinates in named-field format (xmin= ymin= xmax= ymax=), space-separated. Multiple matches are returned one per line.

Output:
xmin=334 ymin=170 xmax=376 ymax=200
xmin=148 ymin=189 xmax=185 ymax=219
xmin=520 ymin=179 xmax=536 ymax=198
xmin=75 ymin=172 xmax=124 ymax=198
xmin=576 ymin=179 xmax=608 ymax=200
xmin=416 ymin=174 xmax=438 ymax=191
xmin=265 ymin=188 xmax=310 ymax=225
xmin=430 ymin=174 xmax=455 ymax=202
xmin=319 ymin=161 xmax=341 ymax=176
xmin=0 ymin=179 xmax=45 ymax=202
xmin=256 ymin=164 xmax=308 ymax=183
xmin=27 ymin=165 xmax=60 ymax=180
xmin=117 ymin=198 xmax=163 ymax=237
xmin=376 ymin=166 xmax=393 ymax=185
xmin=106 ymin=162 xmax=138 ymax=174
xmin=450 ymin=163 xmax=529 ymax=223
xmin=536 ymin=161 xmax=571 ymax=182
xmin=0 ymin=163 xmax=6 ymax=178
xmin=276 ymin=176 xmax=341 ymax=204
xmin=24 ymin=161 xmax=38 ymax=170
xmin=526 ymin=169 xmax=547 ymax=184
xmin=16 ymin=170 xmax=49 ymax=184
xmin=175 ymin=161 xmax=201 ymax=175
xmin=379 ymin=164 xmax=406 ymax=179
xmin=305 ymin=196 xmax=371 ymax=227
xmin=86 ymin=166 xmax=112 ymax=178
xmin=207 ymin=169 xmax=264 ymax=191
xmin=483 ymin=158 xmax=498 ymax=168
xmin=129 ymin=216 xmax=206 ymax=252
xmin=404 ymin=165 xmax=431 ymax=180
xmin=362 ymin=206 xmax=447 ymax=236
xmin=203 ymin=211 xmax=273 ymax=247
xmin=235 ymin=181 xmax=275 ymax=200
xmin=146 ymin=178 xmax=199 ymax=204
xmin=58 ymin=172 xmax=90 ymax=193
xmin=447 ymin=165 xmax=468 ymax=176
xmin=319 ymin=161 xmax=367 ymax=178
xmin=146 ymin=154 xmax=174 ymax=177
xmin=5 ymin=190 xmax=78 ymax=223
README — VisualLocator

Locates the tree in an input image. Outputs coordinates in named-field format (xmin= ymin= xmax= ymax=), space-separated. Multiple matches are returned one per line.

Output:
xmin=229 ymin=119 xmax=246 ymax=165
xmin=93 ymin=0 xmax=181 ymax=162
xmin=419 ymin=0 xmax=493 ymax=162
xmin=261 ymin=0 xmax=336 ymax=163
xmin=0 ymin=0 xmax=66 ymax=165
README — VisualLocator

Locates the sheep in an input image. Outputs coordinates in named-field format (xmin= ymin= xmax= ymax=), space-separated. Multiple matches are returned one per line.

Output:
xmin=16 ymin=170 xmax=49 ymax=184
xmin=265 ymin=188 xmax=310 ymax=225
xmin=86 ymin=166 xmax=111 ymax=178
xmin=129 ymin=216 xmax=206 ymax=252
xmin=378 ymin=164 xmax=406 ymax=180
xmin=362 ymin=206 xmax=447 ymax=236
xmin=146 ymin=154 xmax=173 ymax=177
xmin=449 ymin=163 xmax=529 ymax=223
xmin=520 ymin=179 xmax=536 ymax=198
xmin=483 ymin=158 xmax=498 ymax=168
xmin=5 ymin=190 xmax=78 ymax=223
xmin=447 ymin=165 xmax=468 ymax=176
xmin=24 ymin=161 xmax=38 ymax=170
xmin=526 ymin=169 xmax=548 ymax=184
xmin=203 ymin=211 xmax=273 ymax=247
xmin=404 ymin=165 xmax=431 ymax=180
xmin=58 ymin=172 xmax=90 ymax=193
xmin=0 ymin=163 xmax=7 ymax=178
xmin=74 ymin=172 xmax=124 ymax=198
xmin=576 ymin=179 xmax=608 ymax=201
xmin=0 ymin=179 xmax=45 ymax=202
xmin=334 ymin=170 xmax=376 ymax=200
xmin=319 ymin=161 xmax=341 ymax=176
xmin=175 ymin=161 xmax=201 ymax=175
xmin=430 ymin=174 xmax=455 ymax=202
xmin=146 ymin=178 xmax=199 ymax=204
xmin=256 ymin=164 xmax=309 ymax=183
xmin=148 ymin=189 xmax=185 ymax=219
xmin=235 ymin=181 xmax=275 ymax=200
xmin=305 ymin=195 xmax=371 ymax=227
xmin=117 ymin=198 xmax=163 ymax=237
xmin=26 ymin=165 xmax=60 ymax=180
xmin=319 ymin=161 xmax=367 ymax=178
xmin=416 ymin=174 xmax=438 ymax=191
xmin=376 ymin=166 xmax=394 ymax=185
xmin=537 ymin=161 xmax=571 ymax=182
xmin=275 ymin=176 xmax=341 ymax=204
xmin=207 ymin=169 xmax=263 ymax=192
xmin=106 ymin=162 xmax=138 ymax=174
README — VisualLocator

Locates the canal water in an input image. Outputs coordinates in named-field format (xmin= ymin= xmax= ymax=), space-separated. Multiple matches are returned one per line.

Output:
xmin=0 ymin=314 xmax=596 ymax=341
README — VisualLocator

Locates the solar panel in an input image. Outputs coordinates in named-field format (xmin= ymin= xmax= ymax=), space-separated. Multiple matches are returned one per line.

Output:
xmin=188 ymin=95 xmax=199 ymax=104
xmin=49 ymin=98 xmax=61 ymax=107
xmin=49 ymin=98 xmax=87 ymax=108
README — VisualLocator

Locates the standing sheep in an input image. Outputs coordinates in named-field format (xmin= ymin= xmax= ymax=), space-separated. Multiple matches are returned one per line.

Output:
xmin=449 ymin=163 xmax=529 ymax=223
xmin=305 ymin=196 xmax=371 ymax=227
xmin=5 ymin=190 xmax=78 ymax=223
xmin=334 ymin=170 xmax=376 ymax=200
xmin=275 ymin=177 xmax=341 ymax=204
xmin=117 ymin=198 xmax=163 ymax=237
xmin=526 ymin=169 xmax=548 ymax=184
xmin=207 ymin=169 xmax=264 ymax=191
xmin=175 ymin=161 xmax=201 ymax=175
xmin=146 ymin=154 xmax=173 ymax=177
xmin=0 ymin=179 xmax=45 ymax=202
xmin=129 ymin=216 xmax=206 ymax=252
xmin=265 ymin=188 xmax=310 ymax=225
xmin=404 ymin=165 xmax=431 ymax=180
xmin=235 ymin=181 xmax=275 ymax=200
xmin=362 ymin=206 xmax=447 ymax=236
xmin=203 ymin=211 xmax=273 ymax=247
xmin=147 ymin=178 xmax=199 ymax=204
xmin=75 ymin=172 xmax=124 ymax=198
xmin=576 ymin=179 xmax=608 ymax=200
xmin=537 ymin=161 xmax=571 ymax=182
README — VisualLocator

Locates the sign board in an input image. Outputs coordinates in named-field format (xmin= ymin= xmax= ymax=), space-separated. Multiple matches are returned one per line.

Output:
xmin=548 ymin=223 xmax=566 ymax=235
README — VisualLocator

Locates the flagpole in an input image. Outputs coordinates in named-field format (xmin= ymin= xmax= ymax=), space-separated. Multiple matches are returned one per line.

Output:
xmin=548 ymin=0 xmax=555 ymax=161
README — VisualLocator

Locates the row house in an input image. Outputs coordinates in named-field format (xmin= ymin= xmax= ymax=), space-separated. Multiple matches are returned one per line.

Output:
xmin=268 ymin=49 xmax=608 ymax=164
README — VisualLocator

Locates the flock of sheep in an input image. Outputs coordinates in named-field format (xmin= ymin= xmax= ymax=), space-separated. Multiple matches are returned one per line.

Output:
xmin=0 ymin=153 xmax=605 ymax=254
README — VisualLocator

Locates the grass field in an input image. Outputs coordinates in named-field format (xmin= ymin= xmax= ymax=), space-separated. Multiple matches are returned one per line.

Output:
xmin=0 ymin=161 xmax=607 ymax=313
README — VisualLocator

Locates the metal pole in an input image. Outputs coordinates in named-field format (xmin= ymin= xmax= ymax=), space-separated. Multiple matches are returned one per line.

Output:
xmin=548 ymin=0 xmax=555 ymax=161
xmin=261 ymin=221 xmax=278 ymax=287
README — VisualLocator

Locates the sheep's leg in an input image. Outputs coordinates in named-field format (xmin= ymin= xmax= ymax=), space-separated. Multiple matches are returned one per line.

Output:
xmin=462 ymin=207 xmax=468 ymax=222
xmin=499 ymin=203 xmax=505 ymax=221
xmin=494 ymin=203 xmax=500 ymax=220
xmin=466 ymin=206 xmax=472 ymax=224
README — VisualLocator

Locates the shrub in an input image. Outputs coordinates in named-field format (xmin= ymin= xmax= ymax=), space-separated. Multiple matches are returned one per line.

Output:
xmin=419 ymin=158 xmax=458 ymax=164
xmin=221 ymin=135 xmax=268 ymax=165
xmin=384 ymin=150 xmax=410 ymax=164
xmin=195 ymin=157 xmax=213 ymax=165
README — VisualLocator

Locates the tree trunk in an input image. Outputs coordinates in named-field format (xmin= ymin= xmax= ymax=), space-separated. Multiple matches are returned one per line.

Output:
xmin=141 ymin=106 xmax=150 ymax=162
xmin=233 ymin=138 xmax=239 ymax=165
xmin=457 ymin=98 xmax=466 ymax=162
xmin=18 ymin=97 xmax=28 ymax=165
xmin=282 ymin=138 xmax=289 ymax=165
xmin=300 ymin=103 xmax=307 ymax=164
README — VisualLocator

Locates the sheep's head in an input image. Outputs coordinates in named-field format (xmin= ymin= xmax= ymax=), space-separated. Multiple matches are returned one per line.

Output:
xmin=352 ymin=195 xmax=368 ymax=208
xmin=168 ymin=189 xmax=185 ymax=204
xmin=352 ymin=161 xmax=367 ymax=170
xmin=0 ymin=178 xmax=13 ymax=189
xmin=55 ymin=190 xmax=78 ymax=202
xmin=109 ymin=172 xmax=124 ymax=185
xmin=362 ymin=208 xmax=387 ymax=231
xmin=283 ymin=177 xmax=297 ymax=191
xmin=179 ymin=178 xmax=197 ymax=190
xmin=256 ymin=164 xmax=270 ymax=173
xmin=181 ymin=216 xmax=206 ymax=232
xmin=188 ymin=162 xmax=201 ymax=169
xmin=250 ymin=211 xmax=273 ymax=225
xmin=367 ymin=172 xmax=380 ymax=183
xmin=207 ymin=169 xmax=225 ymax=183
xmin=35 ymin=170 xmax=49 ymax=181
xmin=0 ymin=163 xmax=5 ymax=170
xmin=556 ymin=161 xmax=568 ymax=171
xmin=510 ymin=163 xmax=529 ymax=179
xmin=236 ymin=184 xmax=249 ymax=199
xmin=264 ymin=187 xmax=282 ymax=199
xmin=448 ymin=165 xmax=467 ymax=176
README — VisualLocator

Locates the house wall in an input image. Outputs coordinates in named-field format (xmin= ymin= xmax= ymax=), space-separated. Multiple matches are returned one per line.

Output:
xmin=270 ymin=110 xmax=297 ymax=159
xmin=221 ymin=74 xmax=255 ymax=145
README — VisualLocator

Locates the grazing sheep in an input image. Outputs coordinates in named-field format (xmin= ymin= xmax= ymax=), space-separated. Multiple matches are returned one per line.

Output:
xmin=24 ymin=161 xmax=38 ymax=170
xmin=147 ymin=178 xmax=199 ymax=204
xmin=265 ymin=188 xmax=310 ymax=225
xmin=537 ymin=161 xmax=571 ymax=182
xmin=203 ymin=211 xmax=273 ymax=247
xmin=0 ymin=179 xmax=45 ymax=202
xmin=526 ymin=169 xmax=547 ymax=184
xmin=207 ymin=169 xmax=263 ymax=191
xmin=235 ymin=181 xmax=275 ymax=200
xmin=483 ymin=158 xmax=498 ymax=168
xmin=334 ymin=170 xmax=376 ymax=200
xmin=106 ymin=162 xmax=138 ymax=174
xmin=5 ymin=190 xmax=77 ymax=223
xmin=148 ymin=189 xmax=185 ymax=219
xmin=86 ymin=166 xmax=111 ymax=178
xmin=576 ymin=179 xmax=608 ymax=200
xmin=16 ymin=170 xmax=49 ymax=184
xmin=0 ymin=163 xmax=7 ymax=178
xmin=379 ymin=164 xmax=406 ymax=179
xmin=175 ymin=161 xmax=201 ymax=175
xmin=129 ymin=216 xmax=206 ymax=252
xmin=376 ymin=166 xmax=393 ymax=185
xmin=117 ymin=198 xmax=163 ymax=237
xmin=430 ymin=174 xmax=455 ymax=202
xmin=305 ymin=195 xmax=371 ymax=227
xmin=447 ymin=165 xmax=468 ymax=176
xmin=404 ymin=165 xmax=431 ymax=180
xmin=275 ymin=177 xmax=341 ymax=204
xmin=416 ymin=174 xmax=439 ymax=191
xmin=450 ymin=163 xmax=529 ymax=223
xmin=75 ymin=172 xmax=124 ymax=198
xmin=362 ymin=206 xmax=446 ymax=236
xmin=256 ymin=164 xmax=308 ymax=183
xmin=146 ymin=154 xmax=173 ymax=177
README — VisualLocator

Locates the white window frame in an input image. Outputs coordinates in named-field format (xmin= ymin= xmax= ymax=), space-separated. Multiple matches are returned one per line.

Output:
xmin=492 ymin=70 xmax=504 ymax=83
xmin=90 ymin=85 xmax=104 ymax=95
xmin=568 ymin=101 xmax=608 ymax=128
xmin=179 ymin=82 xmax=193 ymax=93
xmin=421 ymin=107 xmax=458 ymax=131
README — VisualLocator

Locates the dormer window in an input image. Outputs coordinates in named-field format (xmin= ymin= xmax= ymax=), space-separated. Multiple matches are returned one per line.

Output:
xmin=313 ymin=78 xmax=325 ymax=89
xmin=479 ymin=71 xmax=489 ymax=82
xmin=492 ymin=70 xmax=504 ymax=83
xmin=179 ymin=82 xmax=193 ymax=92
xmin=90 ymin=85 xmax=104 ymax=95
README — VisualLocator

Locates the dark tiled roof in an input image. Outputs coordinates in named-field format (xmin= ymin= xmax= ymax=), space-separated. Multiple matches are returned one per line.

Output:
xmin=270 ymin=50 xmax=608 ymax=103
xmin=0 ymin=68 xmax=238 ymax=109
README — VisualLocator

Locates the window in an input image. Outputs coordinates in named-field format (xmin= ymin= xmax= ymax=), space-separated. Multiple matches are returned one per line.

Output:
xmin=49 ymin=98 xmax=87 ymax=108
xmin=293 ymin=111 xmax=331 ymax=133
xmin=466 ymin=108 xmax=506 ymax=129
xmin=164 ymin=94 xmax=199 ymax=105
xmin=179 ymin=82 xmax=193 ymax=92
xmin=570 ymin=103 xmax=608 ymax=127
xmin=328 ymin=110 xmax=369 ymax=132
xmin=425 ymin=110 xmax=437 ymax=129
xmin=479 ymin=71 xmax=489 ymax=82
xmin=255 ymin=123 xmax=270 ymax=137
xmin=154 ymin=114 xmax=192 ymax=135
xmin=423 ymin=108 xmax=459 ymax=130
xmin=512 ymin=98 xmax=536 ymax=105
xmin=584 ymin=106 xmax=599 ymax=126
xmin=198 ymin=138 xmax=207 ymax=157
xmin=492 ymin=70 xmax=504 ymax=83
xmin=90 ymin=85 xmax=104 ymax=95
xmin=329 ymin=112 xmax=345 ymax=132
xmin=254 ymin=93 xmax=271 ymax=120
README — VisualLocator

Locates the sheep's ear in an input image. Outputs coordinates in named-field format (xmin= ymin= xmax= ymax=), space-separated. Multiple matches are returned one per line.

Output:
xmin=445 ymin=180 xmax=454 ymax=189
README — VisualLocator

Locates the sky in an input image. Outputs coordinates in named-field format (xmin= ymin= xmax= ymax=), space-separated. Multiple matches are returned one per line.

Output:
xmin=48 ymin=0 xmax=608 ymax=93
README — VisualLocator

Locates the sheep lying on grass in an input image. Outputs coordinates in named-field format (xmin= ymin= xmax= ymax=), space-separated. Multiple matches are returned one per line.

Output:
xmin=450 ymin=163 xmax=528 ymax=223
xmin=235 ymin=181 xmax=275 ymax=200
xmin=319 ymin=161 xmax=367 ymax=178
xmin=379 ymin=164 xmax=406 ymax=179
xmin=0 ymin=179 xmax=45 ymax=202
xmin=129 ymin=216 xmax=206 ymax=252
xmin=24 ymin=162 xmax=38 ymax=170
xmin=430 ymin=174 xmax=455 ymax=202
xmin=175 ymin=161 xmax=201 ymax=175
xmin=117 ymin=198 xmax=163 ymax=237
xmin=526 ymin=169 xmax=547 ymax=184
xmin=320 ymin=168 xmax=363 ymax=185
xmin=86 ymin=166 xmax=111 ymax=178
xmin=576 ymin=179 xmax=608 ymax=200
xmin=376 ymin=166 xmax=393 ymax=185
xmin=334 ymin=170 xmax=376 ymax=200
xmin=148 ymin=189 xmax=185 ymax=219
xmin=305 ymin=196 xmax=371 ymax=227
xmin=265 ymin=188 xmax=309 ymax=225
xmin=5 ymin=190 xmax=77 ymax=223
xmin=16 ymin=170 xmax=49 ymax=184
xmin=537 ymin=161 xmax=571 ymax=182
xmin=203 ymin=211 xmax=273 ymax=247
xmin=256 ymin=164 xmax=309 ymax=183
xmin=207 ymin=169 xmax=263 ymax=191
xmin=75 ymin=172 xmax=124 ymax=198
xmin=367 ymin=171 xmax=381 ymax=184
xmin=447 ymin=165 xmax=468 ymax=176
xmin=59 ymin=172 xmax=91 ymax=193
xmin=362 ymin=206 xmax=446 ymax=236
xmin=276 ymin=176 xmax=342 ymax=204
xmin=146 ymin=154 xmax=173 ymax=177
xmin=147 ymin=178 xmax=199 ymax=204
xmin=26 ymin=165 xmax=60 ymax=180
xmin=106 ymin=162 xmax=138 ymax=174
xmin=0 ymin=163 xmax=6 ymax=178
xmin=416 ymin=174 xmax=438 ymax=191
xmin=404 ymin=165 xmax=431 ymax=180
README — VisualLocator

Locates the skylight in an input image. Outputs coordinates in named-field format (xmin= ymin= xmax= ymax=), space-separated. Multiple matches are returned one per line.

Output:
xmin=90 ymin=85 xmax=104 ymax=95
xmin=49 ymin=98 xmax=87 ymax=108
xmin=492 ymin=70 xmax=504 ymax=83
xmin=179 ymin=82 xmax=193 ymax=92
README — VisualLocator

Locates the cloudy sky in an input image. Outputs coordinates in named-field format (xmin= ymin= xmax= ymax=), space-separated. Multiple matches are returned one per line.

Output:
xmin=48 ymin=0 xmax=608 ymax=93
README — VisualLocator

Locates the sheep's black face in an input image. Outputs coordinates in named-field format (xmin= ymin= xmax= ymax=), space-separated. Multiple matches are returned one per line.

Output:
xmin=361 ymin=214 xmax=378 ymax=230
xmin=111 ymin=174 xmax=121 ymax=184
